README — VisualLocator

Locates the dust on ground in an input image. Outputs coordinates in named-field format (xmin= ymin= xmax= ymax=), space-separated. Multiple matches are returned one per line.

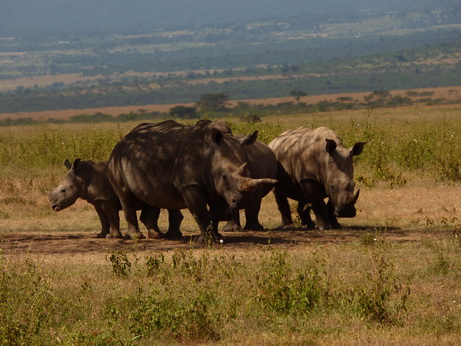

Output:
xmin=0 ymin=227 xmax=452 ymax=257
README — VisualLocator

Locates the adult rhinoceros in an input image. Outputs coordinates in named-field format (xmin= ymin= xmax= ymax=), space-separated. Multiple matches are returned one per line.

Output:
xmin=268 ymin=126 xmax=365 ymax=230
xmin=107 ymin=120 xmax=278 ymax=242
xmin=221 ymin=131 xmax=278 ymax=231
xmin=48 ymin=159 xmax=183 ymax=239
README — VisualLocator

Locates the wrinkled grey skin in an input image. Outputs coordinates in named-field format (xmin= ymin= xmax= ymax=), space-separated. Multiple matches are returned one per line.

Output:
xmin=107 ymin=120 xmax=278 ymax=242
xmin=48 ymin=159 xmax=183 ymax=239
xmin=268 ymin=126 xmax=365 ymax=230
xmin=220 ymin=131 xmax=278 ymax=231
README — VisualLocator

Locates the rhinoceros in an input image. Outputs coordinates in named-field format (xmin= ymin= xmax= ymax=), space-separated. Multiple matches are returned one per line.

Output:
xmin=48 ymin=159 xmax=183 ymax=239
xmin=268 ymin=126 xmax=365 ymax=230
xmin=107 ymin=119 xmax=278 ymax=242
xmin=221 ymin=131 xmax=278 ymax=231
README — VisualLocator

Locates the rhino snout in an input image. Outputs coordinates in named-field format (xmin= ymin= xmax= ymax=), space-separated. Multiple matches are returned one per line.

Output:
xmin=229 ymin=194 xmax=257 ymax=211
xmin=332 ymin=189 xmax=360 ymax=218
xmin=334 ymin=206 xmax=356 ymax=218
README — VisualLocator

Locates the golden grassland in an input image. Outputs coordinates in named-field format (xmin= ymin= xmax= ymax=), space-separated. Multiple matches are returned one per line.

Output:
xmin=0 ymin=105 xmax=460 ymax=344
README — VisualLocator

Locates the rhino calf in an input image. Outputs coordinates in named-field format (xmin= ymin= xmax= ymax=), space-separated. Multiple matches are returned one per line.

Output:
xmin=269 ymin=126 xmax=365 ymax=230
xmin=49 ymin=159 xmax=182 ymax=239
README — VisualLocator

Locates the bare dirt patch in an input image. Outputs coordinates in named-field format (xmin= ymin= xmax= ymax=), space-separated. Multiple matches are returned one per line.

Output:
xmin=2 ymin=182 xmax=459 ymax=257
xmin=0 ymin=227 xmax=448 ymax=257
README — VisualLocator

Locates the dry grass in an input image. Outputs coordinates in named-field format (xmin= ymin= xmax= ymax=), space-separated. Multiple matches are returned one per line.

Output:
xmin=0 ymin=108 xmax=460 ymax=344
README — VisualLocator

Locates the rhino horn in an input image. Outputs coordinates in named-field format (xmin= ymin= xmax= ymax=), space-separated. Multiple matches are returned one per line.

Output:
xmin=236 ymin=162 xmax=249 ymax=176
xmin=352 ymin=189 xmax=360 ymax=204
xmin=241 ymin=178 xmax=278 ymax=193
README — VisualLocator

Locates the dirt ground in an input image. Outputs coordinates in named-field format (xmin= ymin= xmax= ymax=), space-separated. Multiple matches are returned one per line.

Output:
xmin=1 ymin=226 xmax=451 ymax=257
xmin=1 ymin=181 xmax=460 ymax=257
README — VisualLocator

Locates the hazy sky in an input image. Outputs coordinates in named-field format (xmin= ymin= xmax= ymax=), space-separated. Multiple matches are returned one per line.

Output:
xmin=0 ymin=0 xmax=423 ymax=36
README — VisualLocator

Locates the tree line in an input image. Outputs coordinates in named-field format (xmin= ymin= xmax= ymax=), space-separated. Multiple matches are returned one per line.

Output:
xmin=1 ymin=89 xmax=456 ymax=127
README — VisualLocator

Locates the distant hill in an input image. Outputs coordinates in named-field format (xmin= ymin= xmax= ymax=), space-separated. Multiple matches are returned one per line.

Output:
xmin=1 ymin=0 xmax=461 ymax=37
xmin=1 ymin=0 xmax=461 ymax=113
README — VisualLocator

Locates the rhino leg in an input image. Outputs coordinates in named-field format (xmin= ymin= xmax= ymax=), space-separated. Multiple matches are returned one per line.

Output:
xmin=222 ymin=210 xmax=242 ymax=232
xmin=118 ymin=194 xmax=145 ymax=240
xmin=97 ymin=201 xmax=123 ymax=238
xmin=243 ymin=203 xmax=264 ymax=231
xmin=165 ymin=209 xmax=184 ymax=239
xmin=273 ymin=189 xmax=294 ymax=228
xmin=327 ymin=200 xmax=342 ymax=229
xmin=297 ymin=202 xmax=315 ymax=229
xmin=94 ymin=204 xmax=111 ymax=238
xmin=299 ymin=181 xmax=332 ymax=230
xmin=139 ymin=206 xmax=162 ymax=239
xmin=182 ymin=186 xmax=221 ymax=243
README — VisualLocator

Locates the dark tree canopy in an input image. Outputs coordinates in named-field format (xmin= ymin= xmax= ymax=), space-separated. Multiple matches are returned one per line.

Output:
xmin=169 ymin=105 xmax=198 ymax=119
xmin=289 ymin=90 xmax=307 ymax=102
xmin=196 ymin=92 xmax=230 ymax=112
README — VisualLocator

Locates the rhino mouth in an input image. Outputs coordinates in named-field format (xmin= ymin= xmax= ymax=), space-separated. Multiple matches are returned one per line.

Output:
xmin=51 ymin=204 xmax=62 ymax=211
xmin=334 ymin=205 xmax=356 ymax=218
xmin=229 ymin=195 xmax=256 ymax=212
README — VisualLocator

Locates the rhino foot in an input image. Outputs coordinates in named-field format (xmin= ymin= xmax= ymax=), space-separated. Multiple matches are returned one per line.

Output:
xmin=164 ymin=230 xmax=183 ymax=240
xmin=274 ymin=223 xmax=296 ymax=230
xmin=96 ymin=232 xmax=110 ymax=238
xmin=124 ymin=232 xmax=146 ymax=240
xmin=196 ymin=231 xmax=223 ymax=245
xmin=222 ymin=225 xmax=242 ymax=232
xmin=222 ymin=221 xmax=241 ymax=232
xmin=315 ymin=223 xmax=333 ymax=231
xmin=106 ymin=232 xmax=124 ymax=239
xmin=147 ymin=231 xmax=164 ymax=240
xmin=243 ymin=223 xmax=264 ymax=231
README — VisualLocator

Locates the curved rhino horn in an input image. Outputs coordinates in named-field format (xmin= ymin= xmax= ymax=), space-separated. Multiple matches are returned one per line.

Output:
xmin=352 ymin=189 xmax=360 ymax=204
xmin=236 ymin=162 xmax=248 ymax=176
xmin=241 ymin=178 xmax=278 ymax=192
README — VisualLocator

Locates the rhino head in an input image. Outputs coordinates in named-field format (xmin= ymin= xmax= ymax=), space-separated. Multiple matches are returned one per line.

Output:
xmin=48 ymin=159 xmax=85 ymax=211
xmin=323 ymin=139 xmax=366 ymax=218
xmin=209 ymin=129 xmax=278 ymax=212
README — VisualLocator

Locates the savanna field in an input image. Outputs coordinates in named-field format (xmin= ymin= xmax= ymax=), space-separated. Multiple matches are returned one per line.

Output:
xmin=1 ymin=103 xmax=461 ymax=344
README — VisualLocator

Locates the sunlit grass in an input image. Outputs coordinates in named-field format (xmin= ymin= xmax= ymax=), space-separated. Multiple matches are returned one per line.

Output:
xmin=1 ymin=105 xmax=461 ymax=343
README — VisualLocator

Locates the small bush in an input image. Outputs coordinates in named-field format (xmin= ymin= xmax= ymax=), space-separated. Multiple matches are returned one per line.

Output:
xmin=352 ymin=250 xmax=411 ymax=324
xmin=109 ymin=251 xmax=132 ymax=278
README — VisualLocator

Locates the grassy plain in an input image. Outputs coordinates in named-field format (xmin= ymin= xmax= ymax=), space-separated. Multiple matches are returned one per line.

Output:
xmin=1 ymin=104 xmax=461 ymax=344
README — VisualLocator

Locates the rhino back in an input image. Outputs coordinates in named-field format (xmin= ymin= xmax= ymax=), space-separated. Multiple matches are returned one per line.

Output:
xmin=109 ymin=120 xmax=187 ymax=209
xmin=269 ymin=126 xmax=342 ymax=182
xmin=246 ymin=141 xmax=277 ymax=182
xmin=85 ymin=161 xmax=119 ymax=203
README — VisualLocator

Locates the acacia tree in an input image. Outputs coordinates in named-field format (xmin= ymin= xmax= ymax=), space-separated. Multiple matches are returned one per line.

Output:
xmin=169 ymin=105 xmax=198 ymax=119
xmin=289 ymin=90 xmax=307 ymax=102
xmin=196 ymin=92 xmax=230 ymax=112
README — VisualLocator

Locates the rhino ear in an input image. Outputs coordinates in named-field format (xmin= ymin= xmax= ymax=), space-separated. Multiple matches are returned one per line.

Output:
xmin=211 ymin=128 xmax=224 ymax=145
xmin=64 ymin=159 xmax=72 ymax=169
xmin=72 ymin=158 xmax=82 ymax=172
xmin=241 ymin=131 xmax=258 ymax=146
xmin=325 ymin=139 xmax=337 ymax=154
xmin=351 ymin=142 xmax=366 ymax=156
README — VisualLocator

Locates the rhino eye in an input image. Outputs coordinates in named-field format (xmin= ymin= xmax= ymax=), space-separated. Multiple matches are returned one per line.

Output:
xmin=222 ymin=175 xmax=231 ymax=188
xmin=330 ymin=185 xmax=335 ymax=192
xmin=61 ymin=188 xmax=66 ymax=193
